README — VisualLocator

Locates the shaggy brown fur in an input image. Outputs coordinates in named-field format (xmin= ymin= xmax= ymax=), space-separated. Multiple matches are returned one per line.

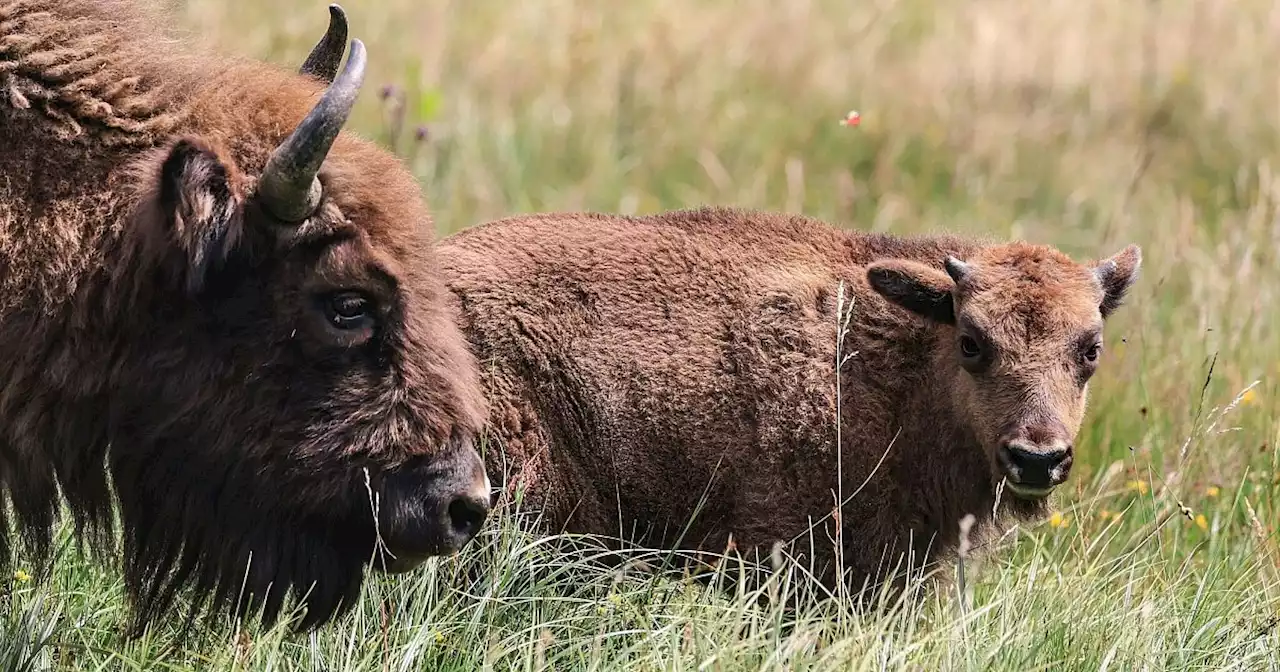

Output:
xmin=440 ymin=206 xmax=1140 ymax=597
xmin=0 ymin=0 xmax=490 ymax=633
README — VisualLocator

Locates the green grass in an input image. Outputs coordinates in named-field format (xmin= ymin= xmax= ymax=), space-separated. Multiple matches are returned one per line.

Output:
xmin=7 ymin=0 xmax=1280 ymax=668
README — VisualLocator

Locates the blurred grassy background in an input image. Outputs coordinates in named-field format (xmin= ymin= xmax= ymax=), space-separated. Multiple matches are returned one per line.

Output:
xmin=4 ymin=0 xmax=1280 ymax=668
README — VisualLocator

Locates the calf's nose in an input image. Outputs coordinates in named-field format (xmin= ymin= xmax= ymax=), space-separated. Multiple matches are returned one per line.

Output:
xmin=998 ymin=441 xmax=1073 ymax=491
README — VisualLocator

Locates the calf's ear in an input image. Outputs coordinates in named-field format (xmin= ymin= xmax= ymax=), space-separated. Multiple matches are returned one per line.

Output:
xmin=866 ymin=259 xmax=957 ymax=324
xmin=1092 ymin=244 xmax=1142 ymax=318
xmin=149 ymin=136 xmax=246 ymax=295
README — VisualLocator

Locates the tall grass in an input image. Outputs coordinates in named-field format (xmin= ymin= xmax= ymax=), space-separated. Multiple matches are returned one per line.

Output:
xmin=5 ymin=0 xmax=1280 ymax=668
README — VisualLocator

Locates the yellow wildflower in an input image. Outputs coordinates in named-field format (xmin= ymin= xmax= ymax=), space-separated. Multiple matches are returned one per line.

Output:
xmin=1195 ymin=514 xmax=1209 ymax=531
xmin=434 ymin=630 xmax=446 ymax=644
xmin=1127 ymin=480 xmax=1150 ymax=495
xmin=1049 ymin=512 xmax=1069 ymax=528
xmin=12 ymin=569 xmax=30 ymax=583
xmin=1205 ymin=485 xmax=1220 ymax=498
xmin=1241 ymin=389 xmax=1258 ymax=406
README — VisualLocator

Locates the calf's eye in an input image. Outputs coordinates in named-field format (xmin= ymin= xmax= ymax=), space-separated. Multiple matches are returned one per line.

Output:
xmin=323 ymin=291 xmax=374 ymax=330
xmin=959 ymin=335 xmax=981 ymax=359
xmin=1083 ymin=343 xmax=1102 ymax=363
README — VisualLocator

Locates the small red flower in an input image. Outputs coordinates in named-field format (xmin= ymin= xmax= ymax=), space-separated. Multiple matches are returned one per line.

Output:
xmin=840 ymin=110 xmax=861 ymax=127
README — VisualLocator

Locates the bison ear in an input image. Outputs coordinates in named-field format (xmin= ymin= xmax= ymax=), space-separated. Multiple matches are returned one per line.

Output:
xmin=154 ymin=137 xmax=245 ymax=295
xmin=1092 ymin=244 xmax=1142 ymax=318
xmin=866 ymin=259 xmax=957 ymax=324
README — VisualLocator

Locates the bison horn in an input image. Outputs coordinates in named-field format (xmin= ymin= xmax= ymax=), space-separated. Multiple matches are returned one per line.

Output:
xmin=259 ymin=37 xmax=367 ymax=223
xmin=299 ymin=4 xmax=348 ymax=83
xmin=943 ymin=256 xmax=971 ymax=284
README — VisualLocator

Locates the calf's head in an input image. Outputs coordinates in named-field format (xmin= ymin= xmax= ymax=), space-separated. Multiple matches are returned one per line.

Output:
xmin=867 ymin=242 xmax=1141 ymax=502
xmin=105 ymin=11 xmax=489 ymax=632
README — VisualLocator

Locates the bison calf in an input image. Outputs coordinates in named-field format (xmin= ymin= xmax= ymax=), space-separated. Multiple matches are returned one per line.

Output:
xmin=440 ymin=206 xmax=1140 ymax=597
xmin=0 ymin=2 xmax=490 ymax=632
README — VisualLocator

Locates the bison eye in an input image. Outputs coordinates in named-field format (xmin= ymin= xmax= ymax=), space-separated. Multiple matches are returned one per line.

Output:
xmin=323 ymin=291 xmax=373 ymax=330
xmin=1082 ymin=343 xmax=1102 ymax=363
xmin=959 ymin=335 xmax=982 ymax=359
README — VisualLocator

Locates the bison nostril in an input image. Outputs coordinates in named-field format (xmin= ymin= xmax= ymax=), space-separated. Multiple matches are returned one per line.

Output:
xmin=446 ymin=495 xmax=488 ymax=540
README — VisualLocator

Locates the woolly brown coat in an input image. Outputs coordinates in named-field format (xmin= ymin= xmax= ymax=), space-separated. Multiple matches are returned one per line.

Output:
xmin=440 ymin=206 xmax=1140 ymax=594
xmin=0 ymin=1 xmax=489 ymax=632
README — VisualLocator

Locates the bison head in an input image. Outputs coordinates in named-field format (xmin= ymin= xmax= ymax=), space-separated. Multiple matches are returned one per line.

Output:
xmin=102 ymin=8 xmax=491 ymax=633
xmin=866 ymin=242 xmax=1141 ymax=505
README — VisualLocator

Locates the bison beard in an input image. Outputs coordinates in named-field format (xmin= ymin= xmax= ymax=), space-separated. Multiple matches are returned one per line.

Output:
xmin=0 ymin=1 xmax=490 ymax=635
xmin=112 ymin=440 xmax=370 ymax=633
xmin=440 ymin=206 xmax=1141 ymax=603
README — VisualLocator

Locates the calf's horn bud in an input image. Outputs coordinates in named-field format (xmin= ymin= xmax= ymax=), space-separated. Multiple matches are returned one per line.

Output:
xmin=944 ymin=256 xmax=971 ymax=284
xmin=299 ymin=5 xmax=348 ymax=83
xmin=259 ymin=37 xmax=367 ymax=223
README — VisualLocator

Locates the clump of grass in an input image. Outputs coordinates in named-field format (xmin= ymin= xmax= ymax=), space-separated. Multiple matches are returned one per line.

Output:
xmin=0 ymin=590 xmax=62 ymax=671
xmin=6 ymin=0 xmax=1279 ymax=668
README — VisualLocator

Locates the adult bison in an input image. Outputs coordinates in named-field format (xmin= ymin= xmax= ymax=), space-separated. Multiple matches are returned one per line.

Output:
xmin=439 ymin=206 xmax=1140 ymax=597
xmin=0 ymin=1 xmax=490 ymax=632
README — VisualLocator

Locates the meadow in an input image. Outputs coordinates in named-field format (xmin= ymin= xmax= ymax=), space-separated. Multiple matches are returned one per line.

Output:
xmin=3 ymin=0 xmax=1280 ymax=668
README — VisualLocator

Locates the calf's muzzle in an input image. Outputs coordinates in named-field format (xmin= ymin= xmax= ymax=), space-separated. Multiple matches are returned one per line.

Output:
xmin=997 ymin=433 xmax=1074 ymax=499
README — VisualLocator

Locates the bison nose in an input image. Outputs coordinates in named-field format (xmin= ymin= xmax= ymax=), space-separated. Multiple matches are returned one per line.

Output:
xmin=442 ymin=472 xmax=491 ymax=549
xmin=997 ymin=440 xmax=1073 ymax=497
xmin=376 ymin=442 xmax=493 ymax=573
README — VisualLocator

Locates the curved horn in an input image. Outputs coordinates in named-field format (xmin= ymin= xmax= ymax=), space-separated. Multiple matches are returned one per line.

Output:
xmin=299 ymin=4 xmax=348 ymax=83
xmin=259 ymin=38 xmax=367 ymax=223
xmin=943 ymin=256 xmax=970 ymax=284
